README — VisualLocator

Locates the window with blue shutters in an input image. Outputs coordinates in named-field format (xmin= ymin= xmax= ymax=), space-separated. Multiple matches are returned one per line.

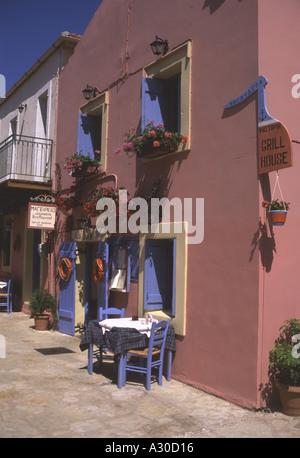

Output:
xmin=144 ymin=239 xmax=176 ymax=316
xmin=142 ymin=40 xmax=191 ymax=152
xmin=77 ymin=114 xmax=101 ymax=159
xmin=78 ymin=90 xmax=108 ymax=170
xmin=142 ymin=75 xmax=180 ymax=132
xmin=138 ymin=225 xmax=187 ymax=336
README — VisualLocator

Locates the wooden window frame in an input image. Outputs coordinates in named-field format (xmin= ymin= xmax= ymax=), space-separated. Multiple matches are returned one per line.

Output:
xmin=79 ymin=91 xmax=109 ymax=171
xmin=142 ymin=40 xmax=192 ymax=153
xmin=138 ymin=222 xmax=188 ymax=336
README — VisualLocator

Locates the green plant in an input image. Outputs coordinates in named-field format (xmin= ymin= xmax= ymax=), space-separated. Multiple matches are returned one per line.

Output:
xmin=29 ymin=287 xmax=56 ymax=316
xmin=269 ymin=319 xmax=300 ymax=386
xmin=144 ymin=175 xmax=165 ymax=202
xmin=262 ymin=199 xmax=290 ymax=211
xmin=117 ymin=121 xmax=188 ymax=158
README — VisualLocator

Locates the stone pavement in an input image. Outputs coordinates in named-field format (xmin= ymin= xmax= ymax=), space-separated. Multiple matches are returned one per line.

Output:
xmin=0 ymin=312 xmax=299 ymax=439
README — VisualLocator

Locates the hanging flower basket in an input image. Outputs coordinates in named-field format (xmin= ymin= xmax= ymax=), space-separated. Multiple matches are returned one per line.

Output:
xmin=267 ymin=210 xmax=288 ymax=226
xmin=262 ymin=199 xmax=290 ymax=226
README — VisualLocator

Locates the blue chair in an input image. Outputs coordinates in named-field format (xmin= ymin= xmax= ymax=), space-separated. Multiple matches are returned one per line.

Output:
xmin=122 ymin=319 xmax=170 ymax=390
xmin=99 ymin=307 xmax=125 ymax=321
xmin=88 ymin=307 xmax=125 ymax=374
xmin=99 ymin=307 xmax=125 ymax=356
xmin=0 ymin=279 xmax=12 ymax=314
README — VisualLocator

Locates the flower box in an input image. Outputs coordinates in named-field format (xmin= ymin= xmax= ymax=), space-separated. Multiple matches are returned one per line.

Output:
xmin=117 ymin=121 xmax=188 ymax=159
xmin=70 ymin=163 xmax=99 ymax=177
xmin=64 ymin=152 xmax=101 ymax=177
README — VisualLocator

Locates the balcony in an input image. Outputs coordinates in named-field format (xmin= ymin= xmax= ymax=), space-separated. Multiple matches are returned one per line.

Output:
xmin=0 ymin=135 xmax=53 ymax=186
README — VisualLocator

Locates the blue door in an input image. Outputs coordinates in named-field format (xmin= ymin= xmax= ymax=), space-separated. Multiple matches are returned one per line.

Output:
xmin=144 ymin=239 xmax=176 ymax=314
xmin=59 ymin=242 xmax=76 ymax=335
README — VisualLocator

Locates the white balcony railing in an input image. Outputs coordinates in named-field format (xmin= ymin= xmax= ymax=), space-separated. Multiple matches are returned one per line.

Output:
xmin=0 ymin=135 xmax=53 ymax=184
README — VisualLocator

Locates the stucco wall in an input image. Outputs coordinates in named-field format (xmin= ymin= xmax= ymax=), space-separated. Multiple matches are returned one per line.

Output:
xmin=257 ymin=0 xmax=300 ymax=405
xmin=56 ymin=0 xmax=265 ymax=408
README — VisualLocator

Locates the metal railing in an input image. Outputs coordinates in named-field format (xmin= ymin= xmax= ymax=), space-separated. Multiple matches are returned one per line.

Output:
xmin=0 ymin=135 xmax=53 ymax=184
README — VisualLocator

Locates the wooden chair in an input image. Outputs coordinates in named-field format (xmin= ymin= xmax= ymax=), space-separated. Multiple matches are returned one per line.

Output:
xmin=122 ymin=318 xmax=170 ymax=390
xmin=99 ymin=307 xmax=125 ymax=321
xmin=88 ymin=307 xmax=125 ymax=373
xmin=0 ymin=279 xmax=12 ymax=314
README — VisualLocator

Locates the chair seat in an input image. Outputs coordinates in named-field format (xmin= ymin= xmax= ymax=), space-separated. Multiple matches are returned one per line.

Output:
xmin=122 ymin=319 xmax=171 ymax=390
xmin=128 ymin=347 xmax=161 ymax=357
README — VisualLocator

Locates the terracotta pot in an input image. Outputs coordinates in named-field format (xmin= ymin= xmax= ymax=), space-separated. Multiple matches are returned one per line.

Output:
xmin=34 ymin=314 xmax=49 ymax=331
xmin=267 ymin=210 xmax=287 ymax=226
xmin=278 ymin=385 xmax=300 ymax=417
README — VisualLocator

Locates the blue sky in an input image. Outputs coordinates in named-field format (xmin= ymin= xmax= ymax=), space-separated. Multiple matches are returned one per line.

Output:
xmin=0 ymin=0 xmax=102 ymax=92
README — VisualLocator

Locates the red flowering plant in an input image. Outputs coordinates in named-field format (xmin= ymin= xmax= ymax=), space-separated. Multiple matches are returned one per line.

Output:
xmin=54 ymin=188 xmax=77 ymax=212
xmin=116 ymin=121 xmax=188 ymax=158
xmin=81 ymin=187 xmax=132 ymax=219
xmin=262 ymin=199 xmax=290 ymax=212
xmin=63 ymin=152 xmax=102 ymax=177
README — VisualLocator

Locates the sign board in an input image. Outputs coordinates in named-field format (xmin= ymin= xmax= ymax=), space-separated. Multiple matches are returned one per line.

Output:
xmin=258 ymin=121 xmax=293 ymax=174
xmin=224 ymin=75 xmax=293 ymax=175
xmin=28 ymin=202 xmax=56 ymax=230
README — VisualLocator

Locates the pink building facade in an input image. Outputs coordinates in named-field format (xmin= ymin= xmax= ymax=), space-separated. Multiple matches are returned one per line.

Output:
xmin=53 ymin=0 xmax=300 ymax=409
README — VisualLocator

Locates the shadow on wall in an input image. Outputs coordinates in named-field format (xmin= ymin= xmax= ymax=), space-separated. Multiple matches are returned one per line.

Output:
xmin=249 ymin=220 xmax=276 ymax=273
xmin=203 ymin=0 xmax=243 ymax=15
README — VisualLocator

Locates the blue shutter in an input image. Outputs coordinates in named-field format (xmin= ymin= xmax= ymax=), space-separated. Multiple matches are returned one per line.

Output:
xmin=141 ymin=77 xmax=166 ymax=129
xmin=84 ymin=243 xmax=92 ymax=324
xmin=77 ymin=114 xmax=100 ymax=157
xmin=59 ymin=242 xmax=76 ymax=336
xmin=96 ymin=241 xmax=109 ymax=320
xmin=144 ymin=239 xmax=176 ymax=314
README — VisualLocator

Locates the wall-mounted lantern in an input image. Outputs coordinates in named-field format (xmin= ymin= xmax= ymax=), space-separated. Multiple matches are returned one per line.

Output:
xmin=82 ymin=85 xmax=100 ymax=101
xmin=149 ymin=36 xmax=169 ymax=56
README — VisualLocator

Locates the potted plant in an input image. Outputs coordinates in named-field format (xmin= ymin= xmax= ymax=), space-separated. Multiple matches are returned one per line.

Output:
xmin=269 ymin=318 xmax=300 ymax=416
xmin=63 ymin=152 xmax=102 ymax=177
xmin=117 ymin=121 xmax=188 ymax=159
xmin=29 ymin=287 xmax=57 ymax=331
xmin=262 ymin=199 xmax=290 ymax=226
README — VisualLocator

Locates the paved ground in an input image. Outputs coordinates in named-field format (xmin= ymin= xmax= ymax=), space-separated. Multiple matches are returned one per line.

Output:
xmin=0 ymin=312 xmax=299 ymax=440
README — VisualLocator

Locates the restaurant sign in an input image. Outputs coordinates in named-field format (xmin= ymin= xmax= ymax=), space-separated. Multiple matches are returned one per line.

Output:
xmin=224 ymin=75 xmax=293 ymax=174
xmin=28 ymin=202 xmax=56 ymax=230
xmin=258 ymin=121 xmax=292 ymax=174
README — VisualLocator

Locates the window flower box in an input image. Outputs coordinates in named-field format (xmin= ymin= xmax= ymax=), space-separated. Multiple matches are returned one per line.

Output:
xmin=63 ymin=152 xmax=101 ymax=177
xmin=117 ymin=121 xmax=188 ymax=159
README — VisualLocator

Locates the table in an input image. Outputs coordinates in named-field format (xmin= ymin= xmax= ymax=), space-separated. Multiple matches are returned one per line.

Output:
xmin=80 ymin=318 xmax=176 ymax=388
xmin=0 ymin=281 xmax=8 ymax=291
xmin=100 ymin=317 xmax=153 ymax=335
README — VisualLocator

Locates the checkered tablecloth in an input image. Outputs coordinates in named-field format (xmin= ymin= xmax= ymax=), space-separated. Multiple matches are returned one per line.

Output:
xmin=79 ymin=320 xmax=176 ymax=355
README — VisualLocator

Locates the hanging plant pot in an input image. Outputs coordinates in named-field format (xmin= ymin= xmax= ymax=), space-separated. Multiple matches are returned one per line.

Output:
xmin=70 ymin=163 xmax=99 ymax=177
xmin=267 ymin=210 xmax=287 ymax=226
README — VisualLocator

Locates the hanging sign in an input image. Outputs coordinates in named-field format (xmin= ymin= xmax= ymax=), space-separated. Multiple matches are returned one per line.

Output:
xmin=28 ymin=202 xmax=56 ymax=230
xmin=224 ymin=75 xmax=293 ymax=174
